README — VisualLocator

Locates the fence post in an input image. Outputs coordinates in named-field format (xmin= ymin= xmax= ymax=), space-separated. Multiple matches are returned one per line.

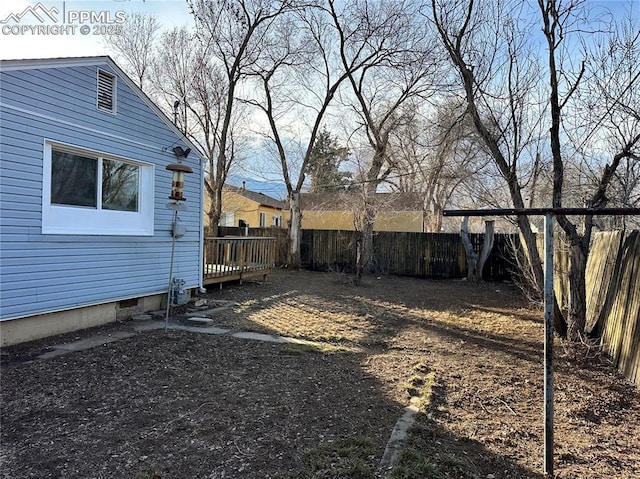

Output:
xmin=544 ymin=213 xmax=555 ymax=477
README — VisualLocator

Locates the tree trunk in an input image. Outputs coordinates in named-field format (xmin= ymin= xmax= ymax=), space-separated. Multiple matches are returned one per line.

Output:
xmin=517 ymin=216 xmax=545 ymax=294
xmin=461 ymin=217 xmax=494 ymax=282
xmin=355 ymin=195 xmax=376 ymax=284
xmin=209 ymin=213 xmax=220 ymax=237
xmin=425 ymin=202 xmax=444 ymax=232
xmin=206 ymin=190 xmax=221 ymax=237
xmin=477 ymin=220 xmax=495 ymax=280
xmin=355 ymin=219 xmax=374 ymax=284
xmin=288 ymin=191 xmax=302 ymax=268
xmin=566 ymin=243 xmax=587 ymax=340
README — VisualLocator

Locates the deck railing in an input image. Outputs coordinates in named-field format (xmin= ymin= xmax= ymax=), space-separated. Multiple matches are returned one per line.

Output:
xmin=203 ymin=236 xmax=276 ymax=285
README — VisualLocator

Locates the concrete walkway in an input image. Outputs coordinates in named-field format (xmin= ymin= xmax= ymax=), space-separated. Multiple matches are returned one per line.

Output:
xmin=37 ymin=318 xmax=328 ymax=360
xmin=38 ymin=330 xmax=137 ymax=359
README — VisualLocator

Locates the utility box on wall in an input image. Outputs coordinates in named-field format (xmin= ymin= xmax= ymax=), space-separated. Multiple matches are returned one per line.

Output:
xmin=171 ymin=278 xmax=189 ymax=305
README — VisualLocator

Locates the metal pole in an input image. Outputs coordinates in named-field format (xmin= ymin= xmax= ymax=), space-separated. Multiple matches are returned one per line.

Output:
xmin=544 ymin=213 xmax=554 ymax=476
xmin=165 ymin=209 xmax=178 ymax=333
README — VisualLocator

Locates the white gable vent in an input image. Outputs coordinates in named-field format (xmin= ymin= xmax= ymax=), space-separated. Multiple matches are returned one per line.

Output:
xmin=97 ymin=69 xmax=116 ymax=113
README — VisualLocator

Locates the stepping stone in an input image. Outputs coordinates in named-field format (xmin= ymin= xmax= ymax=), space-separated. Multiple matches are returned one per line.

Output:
xmin=186 ymin=317 xmax=215 ymax=326
xmin=38 ymin=332 xmax=135 ymax=359
xmin=231 ymin=332 xmax=284 ymax=343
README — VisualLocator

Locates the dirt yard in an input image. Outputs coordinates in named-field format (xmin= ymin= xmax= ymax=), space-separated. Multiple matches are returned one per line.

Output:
xmin=1 ymin=270 xmax=638 ymax=478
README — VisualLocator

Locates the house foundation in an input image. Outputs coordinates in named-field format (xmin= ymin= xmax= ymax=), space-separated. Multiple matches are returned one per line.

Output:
xmin=0 ymin=294 xmax=164 ymax=347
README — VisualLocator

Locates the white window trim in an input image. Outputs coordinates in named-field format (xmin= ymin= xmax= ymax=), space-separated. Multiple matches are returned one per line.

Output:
xmin=259 ymin=211 xmax=266 ymax=227
xmin=42 ymin=140 xmax=154 ymax=236
xmin=96 ymin=68 xmax=117 ymax=115
xmin=220 ymin=211 xmax=235 ymax=227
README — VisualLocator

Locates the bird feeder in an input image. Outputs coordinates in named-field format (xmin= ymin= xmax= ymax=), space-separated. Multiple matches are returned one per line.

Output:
xmin=166 ymin=162 xmax=193 ymax=201
xmin=166 ymin=146 xmax=193 ymax=201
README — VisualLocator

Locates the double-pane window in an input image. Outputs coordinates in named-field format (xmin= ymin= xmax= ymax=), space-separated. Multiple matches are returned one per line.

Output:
xmin=43 ymin=141 xmax=153 ymax=236
xmin=51 ymin=149 xmax=139 ymax=212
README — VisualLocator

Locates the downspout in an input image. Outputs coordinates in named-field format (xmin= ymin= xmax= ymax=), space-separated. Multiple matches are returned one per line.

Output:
xmin=198 ymin=155 xmax=206 ymax=294
xmin=171 ymin=100 xmax=205 ymax=295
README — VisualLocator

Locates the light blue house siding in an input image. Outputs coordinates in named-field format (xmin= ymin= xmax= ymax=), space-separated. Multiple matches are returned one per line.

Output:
xmin=0 ymin=57 xmax=203 ymax=324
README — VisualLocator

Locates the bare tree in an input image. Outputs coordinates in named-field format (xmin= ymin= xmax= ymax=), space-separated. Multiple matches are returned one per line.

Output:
xmin=429 ymin=0 xmax=552 ymax=305
xmin=538 ymin=0 xmax=640 ymax=339
xmin=188 ymin=0 xmax=301 ymax=234
xmin=461 ymin=217 xmax=494 ymax=282
xmin=330 ymin=0 xmax=442 ymax=282
xmin=386 ymin=99 xmax=493 ymax=232
xmin=575 ymin=6 xmax=640 ymax=230
xmin=430 ymin=0 xmax=639 ymax=338
xmin=152 ymin=27 xmax=199 ymax=136
xmin=242 ymin=2 xmax=364 ymax=267
xmin=103 ymin=12 xmax=160 ymax=90
xmin=106 ymin=15 xmax=237 ymax=229
xmin=151 ymin=27 xmax=243 ymax=229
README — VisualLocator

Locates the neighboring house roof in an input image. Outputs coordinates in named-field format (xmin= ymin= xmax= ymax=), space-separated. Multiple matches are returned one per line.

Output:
xmin=300 ymin=192 xmax=424 ymax=211
xmin=224 ymin=185 xmax=287 ymax=210
xmin=0 ymin=56 xmax=205 ymax=165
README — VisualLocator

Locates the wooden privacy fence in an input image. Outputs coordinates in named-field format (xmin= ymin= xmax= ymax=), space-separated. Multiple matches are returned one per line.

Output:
xmin=202 ymin=236 xmax=276 ymax=285
xmin=535 ymin=229 xmax=639 ymax=386
xmin=300 ymin=229 xmax=516 ymax=280
xmin=583 ymin=230 xmax=640 ymax=385
xmin=206 ymin=227 xmax=515 ymax=278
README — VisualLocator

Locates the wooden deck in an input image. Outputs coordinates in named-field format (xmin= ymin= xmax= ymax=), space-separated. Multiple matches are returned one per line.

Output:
xmin=203 ymin=236 xmax=276 ymax=286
